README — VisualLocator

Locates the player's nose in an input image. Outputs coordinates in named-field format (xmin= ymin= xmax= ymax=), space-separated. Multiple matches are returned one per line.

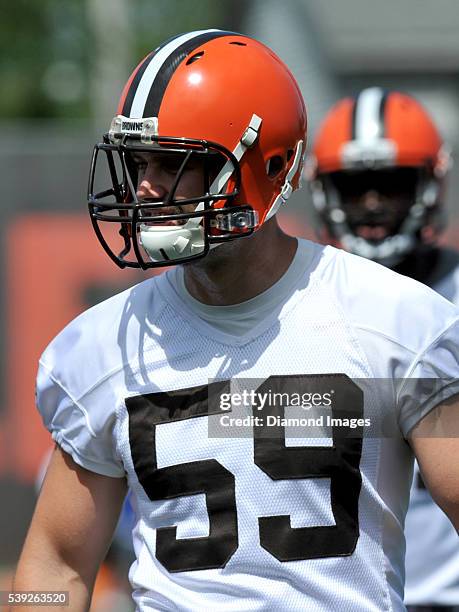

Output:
xmin=136 ymin=162 xmax=168 ymax=201
xmin=361 ymin=190 xmax=384 ymax=212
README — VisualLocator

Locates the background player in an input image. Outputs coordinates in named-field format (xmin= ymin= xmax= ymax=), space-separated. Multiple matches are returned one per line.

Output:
xmin=13 ymin=35 xmax=459 ymax=611
xmin=306 ymin=86 xmax=459 ymax=611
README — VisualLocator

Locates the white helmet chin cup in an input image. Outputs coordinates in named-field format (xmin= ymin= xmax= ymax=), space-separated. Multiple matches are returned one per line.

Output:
xmin=341 ymin=233 xmax=415 ymax=268
xmin=139 ymin=221 xmax=205 ymax=262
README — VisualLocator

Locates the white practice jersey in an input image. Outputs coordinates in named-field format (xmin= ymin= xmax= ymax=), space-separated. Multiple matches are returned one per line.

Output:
xmin=37 ymin=241 xmax=459 ymax=612
xmin=404 ymin=247 xmax=459 ymax=606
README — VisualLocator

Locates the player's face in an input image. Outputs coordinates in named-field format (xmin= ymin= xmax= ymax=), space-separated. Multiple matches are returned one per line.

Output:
xmin=131 ymin=151 xmax=206 ymax=222
xmin=330 ymin=168 xmax=418 ymax=239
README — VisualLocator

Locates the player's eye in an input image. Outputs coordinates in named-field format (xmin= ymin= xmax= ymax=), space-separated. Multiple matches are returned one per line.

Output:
xmin=130 ymin=154 xmax=148 ymax=171
xmin=161 ymin=155 xmax=188 ymax=174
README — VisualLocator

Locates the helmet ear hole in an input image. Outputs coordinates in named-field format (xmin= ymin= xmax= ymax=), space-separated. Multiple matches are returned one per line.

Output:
xmin=266 ymin=155 xmax=284 ymax=178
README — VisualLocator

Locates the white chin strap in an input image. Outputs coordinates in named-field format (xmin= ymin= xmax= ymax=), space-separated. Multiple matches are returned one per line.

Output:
xmin=140 ymin=114 xmax=262 ymax=263
xmin=265 ymin=139 xmax=304 ymax=221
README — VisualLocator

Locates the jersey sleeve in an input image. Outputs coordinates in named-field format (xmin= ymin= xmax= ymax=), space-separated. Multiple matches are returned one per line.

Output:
xmin=36 ymin=360 xmax=125 ymax=477
xmin=397 ymin=319 xmax=459 ymax=437
xmin=35 ymin=277 xmax=164 ymax=478
xmin=330 ymin=249 xmax=459 ymax=438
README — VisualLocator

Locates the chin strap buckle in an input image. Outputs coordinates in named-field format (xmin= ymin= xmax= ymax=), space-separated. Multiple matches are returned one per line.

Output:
xmin=214 ymin=209 xmax=259 ymax=232
xmin=240 ymin=114 xmax=263 ymax=148
xmin=280 ymin=181 xmax=293 ymax=201
xmin=266 ymin=139 xmax=304 ymax=221
xmin=211 ymin=114 xmax=262 ymax=195
xmin=187 ymin=115 xmax=263 ymax=231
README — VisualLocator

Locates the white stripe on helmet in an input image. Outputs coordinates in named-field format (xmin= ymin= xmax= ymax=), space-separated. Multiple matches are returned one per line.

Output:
xmin=354 ymin=87 xmax=384 ymax=143
xmin=130 ymin=29 xmax=220 ymax=118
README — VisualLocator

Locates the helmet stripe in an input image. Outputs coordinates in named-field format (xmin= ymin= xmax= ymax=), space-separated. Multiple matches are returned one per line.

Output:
xmin=378 ymin=90 xmax=389 ymax=136
xmin=120 ymin=32 xmax=196 ymax=116
xmin=121 ymin=31 xmax=209 ymax=117
xmin=120 ymin=50 xmax=156 ymax=116
xmin=142 ymin=30 xmax=238 ymax=118
xmin=353 ymin=87 xmax=386 ymax=142
xmin=126 ymin=29 xmax=239 ymax=119
xmin=126 ymin=30 xmax=219 ymax=118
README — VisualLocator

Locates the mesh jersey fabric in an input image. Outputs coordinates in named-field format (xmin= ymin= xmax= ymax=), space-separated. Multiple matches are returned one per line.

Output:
xmin=404 ymin=247 xmax=459 ymax=606
xmin=36 ymin=240 xmax=459 ymax=611
xmin=169 ymin=239 xmax=315 ymax=337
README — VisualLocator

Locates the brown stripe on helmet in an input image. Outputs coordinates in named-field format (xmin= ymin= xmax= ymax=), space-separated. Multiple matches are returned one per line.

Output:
xmin=142 ymin=30 xmax=240 ymax=119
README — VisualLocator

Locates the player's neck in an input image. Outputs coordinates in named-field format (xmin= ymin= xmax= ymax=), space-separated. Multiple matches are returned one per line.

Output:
xmin=182 ymin=219 xmax=298 ymax=306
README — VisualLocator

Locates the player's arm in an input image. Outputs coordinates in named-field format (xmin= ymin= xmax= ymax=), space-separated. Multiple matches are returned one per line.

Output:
xmin=13 ymin=445 xmax=127 ymax=611
xmin=408 ymin=393 xmax=459 ymax=532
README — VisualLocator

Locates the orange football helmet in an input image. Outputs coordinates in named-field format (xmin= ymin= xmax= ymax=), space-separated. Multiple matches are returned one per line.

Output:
xmin=88 ymin=29 xmax=307 ymax=268
xmin=306 ymin=88 xmax=450 ymax=267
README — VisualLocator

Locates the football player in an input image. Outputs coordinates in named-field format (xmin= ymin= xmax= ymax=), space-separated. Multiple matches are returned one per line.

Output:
xmin=307 ymin=86 xmax=459 ymax=612
xmin=14 ymin=34 xmax=459 ymax=611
